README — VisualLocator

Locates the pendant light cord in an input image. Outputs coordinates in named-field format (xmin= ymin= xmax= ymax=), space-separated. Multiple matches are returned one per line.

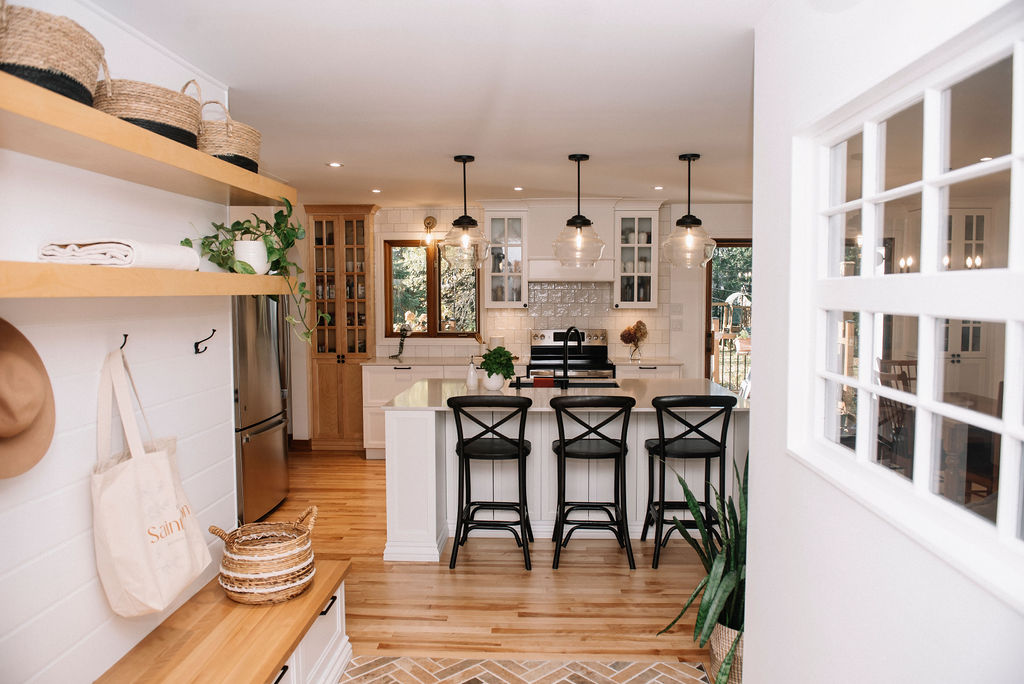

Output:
xmin=462 ymin=160 xmax=468 ymax=218
xmin=576 ymin=158 xmax=581 ymax=218
xmin=686 ymin=156 xmax=692 ymax=215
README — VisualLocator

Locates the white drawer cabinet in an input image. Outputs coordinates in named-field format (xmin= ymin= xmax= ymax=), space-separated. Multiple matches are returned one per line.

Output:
xmin=268 ymin=584 xmax=349 ymax=684
xmin=363 ymin=365 xmax=443 ymax=405
xmin=363 ymin=365 xmax=443 ymax=456
xmin=616 ymin=364 xmax=681 ymax=380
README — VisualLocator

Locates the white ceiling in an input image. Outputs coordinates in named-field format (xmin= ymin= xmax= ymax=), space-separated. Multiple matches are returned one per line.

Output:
xmin=91 ymin=0 xmax=771 ymax=206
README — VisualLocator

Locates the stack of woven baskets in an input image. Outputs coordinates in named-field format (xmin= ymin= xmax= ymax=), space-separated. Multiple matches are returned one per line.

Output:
xmin=209 ymin=506 xmax=317 ymax=605
xmin=0 ymin=1 xmax=261 ymax=169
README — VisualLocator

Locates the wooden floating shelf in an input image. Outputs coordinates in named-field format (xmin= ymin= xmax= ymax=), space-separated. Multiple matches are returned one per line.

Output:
xmin=0 ymin=261 xmax=293 ymax=298
xmin=0 ymin=72 xmax=296 ymax=206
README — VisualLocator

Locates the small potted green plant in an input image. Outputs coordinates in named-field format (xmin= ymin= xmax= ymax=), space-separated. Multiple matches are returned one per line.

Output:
xmin=479 ymin=345 xmax=514 ymax=391
xmin=181 ymin=197 xmax=327 ymax=342
xmin=660 ymin=457 xmax=747 ymax=684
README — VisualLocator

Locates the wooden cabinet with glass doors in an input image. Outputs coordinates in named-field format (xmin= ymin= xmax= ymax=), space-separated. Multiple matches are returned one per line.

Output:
xmin=305 ymin=204 xmax=378 ymax=450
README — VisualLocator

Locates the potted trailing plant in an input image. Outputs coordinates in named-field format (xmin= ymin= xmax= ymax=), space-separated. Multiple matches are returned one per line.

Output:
xmin=479 ymin=345 xmax=514 ymax=391
xmin=181 ymin=197 xmax=327 ymax=342
xmin=660 ymin=457 xmax=747 ymax=684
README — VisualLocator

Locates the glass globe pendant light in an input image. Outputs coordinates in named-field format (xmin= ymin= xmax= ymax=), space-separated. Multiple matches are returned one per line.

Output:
xmin=441 ymin=155 xmax=489 ymax=269
xmin=553 ymin=153 xmax=605 ymax=268
xmin=662 ymin=153 xmax=716 ymax=268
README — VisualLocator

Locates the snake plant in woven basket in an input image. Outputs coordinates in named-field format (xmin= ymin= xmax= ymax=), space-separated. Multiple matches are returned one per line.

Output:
xmin=660 ymin=456 xmax=747 ymax=684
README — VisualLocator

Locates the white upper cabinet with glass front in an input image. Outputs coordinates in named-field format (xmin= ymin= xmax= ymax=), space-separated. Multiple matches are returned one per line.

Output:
xmin=484 ymin=212 xmax=528 ymax=308
xmin=613 ymin=205 xmax=660 ymax=309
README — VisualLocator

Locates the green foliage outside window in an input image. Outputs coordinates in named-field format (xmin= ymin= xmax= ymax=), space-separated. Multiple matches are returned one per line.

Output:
xmin=387 ymin=242 xmax=478 ymax=335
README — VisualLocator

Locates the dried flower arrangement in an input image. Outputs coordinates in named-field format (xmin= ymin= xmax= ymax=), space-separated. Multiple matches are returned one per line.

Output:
xmin=620 ymin=320 xmax=649 ymax=361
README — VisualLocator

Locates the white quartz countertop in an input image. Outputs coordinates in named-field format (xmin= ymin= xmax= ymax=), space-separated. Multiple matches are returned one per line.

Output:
xmin=361 ymin=356 xmax=682 ymax=367
xmin=383 ymin=378 xmax=747 ymax=412
xmin=362 ymin=356 xmax=481 ymax=366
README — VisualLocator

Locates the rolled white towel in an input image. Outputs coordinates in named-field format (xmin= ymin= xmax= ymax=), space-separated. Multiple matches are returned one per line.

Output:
xmin=38 ymin=240 xmax=201 ymax=271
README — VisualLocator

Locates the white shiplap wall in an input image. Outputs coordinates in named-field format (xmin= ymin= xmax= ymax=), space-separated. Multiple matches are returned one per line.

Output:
xmin=0 ymin=2 xmax=239 ymax=681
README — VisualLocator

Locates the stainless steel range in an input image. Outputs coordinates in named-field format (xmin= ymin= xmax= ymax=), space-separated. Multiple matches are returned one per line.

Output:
xmin=526 ymin=328 xmax=616 ymax=379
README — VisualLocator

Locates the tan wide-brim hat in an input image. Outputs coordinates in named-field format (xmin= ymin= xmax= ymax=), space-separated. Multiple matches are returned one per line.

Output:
xmin=0 ymin=318 xmax=56 ymax=478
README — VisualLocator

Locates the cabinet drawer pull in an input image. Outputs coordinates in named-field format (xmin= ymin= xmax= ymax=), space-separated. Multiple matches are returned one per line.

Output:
xmin=273 ymin=665 xmax=289 ymax=684
xmin=639 ymin=366 xmax=657 ymax=370
xmin=393 ymin=366 xmax=412 ymax=370
xmin=320 ymin=594 xmax=338 ymax=616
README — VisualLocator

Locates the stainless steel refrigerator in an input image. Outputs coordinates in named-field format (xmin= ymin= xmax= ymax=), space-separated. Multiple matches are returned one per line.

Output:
xmin=233 ymin=294 xmax=289 ymax=524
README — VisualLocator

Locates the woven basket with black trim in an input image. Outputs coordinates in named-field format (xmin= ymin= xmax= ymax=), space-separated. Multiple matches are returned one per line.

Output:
xmin=93 ymin=77 xmax=203 ymax=148
xmin=198 ymin=100 xmax=261 ymax=173
xmin=0 ymin=0 xmax=106 ymax=105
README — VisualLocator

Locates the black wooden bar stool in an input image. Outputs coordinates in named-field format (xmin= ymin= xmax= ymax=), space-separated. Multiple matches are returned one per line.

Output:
xmin=549 ymin=395 xmax=636 ymax=570
xmin=447 ymin=395 xmax=534 ymax=570
xmin=642 ymin=394 xmax=736 ymax=568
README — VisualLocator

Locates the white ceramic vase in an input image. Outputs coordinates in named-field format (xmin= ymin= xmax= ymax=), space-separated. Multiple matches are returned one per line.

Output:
xmin=233 ymin=240 xmax=271 ymax=274
xmin=482 ymin=372 xmax=505 ymax=391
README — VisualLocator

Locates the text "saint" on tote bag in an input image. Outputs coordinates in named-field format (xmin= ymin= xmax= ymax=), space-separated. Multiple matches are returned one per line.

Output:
xmin=92 ymin=350 xmax=211 ymax=617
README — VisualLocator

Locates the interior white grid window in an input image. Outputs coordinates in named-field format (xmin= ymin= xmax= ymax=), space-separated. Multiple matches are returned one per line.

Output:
xmin=795 ymin=32 xmax=1024 ymax=608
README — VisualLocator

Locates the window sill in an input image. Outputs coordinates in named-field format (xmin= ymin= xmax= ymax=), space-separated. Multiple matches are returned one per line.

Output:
xmin=787 ymin=436 xmax=1024 ymax=615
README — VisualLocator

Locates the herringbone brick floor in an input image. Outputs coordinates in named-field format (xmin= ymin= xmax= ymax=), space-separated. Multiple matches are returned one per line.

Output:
xmin=340 ymin=656 xmax=710 ymax=684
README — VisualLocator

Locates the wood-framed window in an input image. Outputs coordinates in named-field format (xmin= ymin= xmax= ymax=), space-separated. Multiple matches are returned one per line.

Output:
xmin=383 ymin=239 xmax=480 ymax=337
xmin=790 ymin=33 xmax=1024 ymax=609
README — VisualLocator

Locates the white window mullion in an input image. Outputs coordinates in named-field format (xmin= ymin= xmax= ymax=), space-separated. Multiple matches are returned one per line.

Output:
xmin=1009 ymin=41 xmax=1024 ymax=271
xmin=919 ymin=88 xmax=947 ymax=276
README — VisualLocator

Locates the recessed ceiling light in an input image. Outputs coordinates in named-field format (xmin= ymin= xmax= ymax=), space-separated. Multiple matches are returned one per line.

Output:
xmin=979 ymin=156 xmax=993 ymax=162
xmin=653 ymin=186 xmax=664 ymax=191
xmin=513 ymin=186 xmax=523 ymax=192
xmin=371 ymin=188 xmax=381 ymax=193
xmin=326 ymin=161 xmax=343 ymax=167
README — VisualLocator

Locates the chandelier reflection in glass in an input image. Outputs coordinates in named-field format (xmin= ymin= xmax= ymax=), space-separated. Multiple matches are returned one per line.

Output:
xmin=441 ymin=155 xmax=489 ymax=269
xmin=553 ymin=153 xmax=605 ymax=268
xmin=662 ymin=153 xmax=716 ymax=268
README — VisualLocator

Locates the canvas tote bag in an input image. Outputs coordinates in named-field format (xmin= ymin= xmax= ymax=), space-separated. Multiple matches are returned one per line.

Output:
xmin=92 ymin=350 xmax=211 ymax=617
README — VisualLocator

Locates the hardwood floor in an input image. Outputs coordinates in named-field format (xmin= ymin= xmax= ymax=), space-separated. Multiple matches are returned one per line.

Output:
xmin=267 ymin=451 xmax=710 ymax=666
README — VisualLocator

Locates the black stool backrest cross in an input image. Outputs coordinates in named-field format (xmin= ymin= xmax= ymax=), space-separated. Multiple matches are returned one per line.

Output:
xmin=448 ymin=395 xmax=531 ymax=460
xmin=550 ymin=395 xmax=635 ymax=457
xmin=652 ymin=394 xmax=737 ymax=457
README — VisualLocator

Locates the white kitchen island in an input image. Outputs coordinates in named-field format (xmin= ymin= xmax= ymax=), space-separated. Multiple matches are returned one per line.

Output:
xmin=381 ymin=378 xmax=749 ymax=562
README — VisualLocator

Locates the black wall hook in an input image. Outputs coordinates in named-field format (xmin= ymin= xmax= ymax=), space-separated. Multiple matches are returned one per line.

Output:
xmin=194 ymin=329 xmax=216 ymax=354
xmin=120 ymin=334 xmax=128 ymax=350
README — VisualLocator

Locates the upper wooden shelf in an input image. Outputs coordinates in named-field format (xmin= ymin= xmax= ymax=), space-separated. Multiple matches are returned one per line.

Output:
xmin=0 ymin=261 xmax=293 ymax=298
xmin=0 ymin=72 xmax=297 ymax=206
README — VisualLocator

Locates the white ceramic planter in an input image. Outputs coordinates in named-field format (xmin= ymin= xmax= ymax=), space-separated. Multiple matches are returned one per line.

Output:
xmin=482 ymin=372 xmax=505 ymax=391
xmin=233 ymin=239 xmax=271 ymax=274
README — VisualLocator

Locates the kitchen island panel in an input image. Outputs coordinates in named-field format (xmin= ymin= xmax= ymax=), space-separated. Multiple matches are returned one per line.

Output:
xmin=383 ymin=379 xmax=748 ymax=562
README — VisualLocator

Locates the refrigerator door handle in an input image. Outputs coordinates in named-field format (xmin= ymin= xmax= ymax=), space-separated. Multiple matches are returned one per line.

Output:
xmin=243 ymin=417 xmax=289 ymax=443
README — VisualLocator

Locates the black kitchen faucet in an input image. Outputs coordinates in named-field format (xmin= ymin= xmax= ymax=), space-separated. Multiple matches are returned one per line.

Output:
xmin=560 ymin=326 xmax=583 ymax=389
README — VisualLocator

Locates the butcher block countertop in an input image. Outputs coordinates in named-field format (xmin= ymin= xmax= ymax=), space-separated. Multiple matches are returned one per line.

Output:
xmin=96 ymin=560 xmax=350 ymax=683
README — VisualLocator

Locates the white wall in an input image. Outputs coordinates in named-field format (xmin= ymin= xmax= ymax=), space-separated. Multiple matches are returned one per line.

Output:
xmin=748 ymin=1 xmax=1023 ymax=682
xmin=0 ymin=2 xmax=237 ymax=681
